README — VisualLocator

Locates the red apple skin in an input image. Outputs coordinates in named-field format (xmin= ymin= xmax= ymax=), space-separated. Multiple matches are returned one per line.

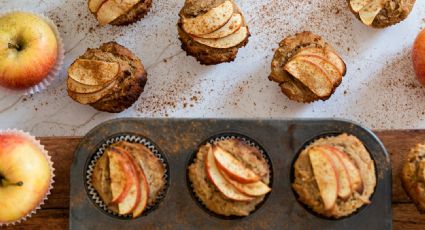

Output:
xmin=0 ymin=12 xmax=58 ymax=89
xmin=413 ymin=29 xmax=425 ymax=86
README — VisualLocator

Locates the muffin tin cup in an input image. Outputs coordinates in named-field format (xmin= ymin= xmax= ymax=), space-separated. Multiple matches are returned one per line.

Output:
xmin=0 ymin=129 xmax=55 ymax=227
xmin=85 ymin=134 xmax=170 ymax=219
xmin=70 ymin=118 xmax=391 ymax=230
xmin=186 ymin=133 xmax=273 ymax=220
xmin=0 ymin=10 xmax=64 ymax=96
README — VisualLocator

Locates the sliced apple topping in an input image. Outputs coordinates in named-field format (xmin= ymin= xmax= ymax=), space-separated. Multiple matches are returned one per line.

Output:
xmin=68 ymin=59 xmax=119 ymax=86
xmin=68 ymin=80 xmax=116 ymax=104
xmin=107 ymin=147 xmax=133 ymax=204
xmin=182 ymin=0 xmax=234 ymax=36
xmin=88 ymin=0 xmax=107 ymax=13
xmin=196 ymin=14 xmax=243 ymax=39
xmin=294 ymin=47 xmax=346 ymax=77
xmin=193 ymin=27 xmax=249 ymax=49
xmin=205 ymin=146 xmax=254 ymax=201
xmin=350 ymin=0 xmax=374 ymax=13
xmin=284 ymin=57 xmax=333 ymax=98
xmin=295 ymin=55 xmax=342 ymax=87
xmin=308 ymin=147 xmax=338 ymax=210
xmin=96 ymin=0 xmax=141 ymax=26
xmin=212 ymin=144 xmax=260 ymax=183
xmin=221 ymin=171 xmax=271 ymax=197
xmin=358 ymin=0 xmax=387 ymax=26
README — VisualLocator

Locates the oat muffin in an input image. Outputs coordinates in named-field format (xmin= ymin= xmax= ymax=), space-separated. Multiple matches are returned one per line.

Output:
xmin=88 ymin=0 xmax=152 ymax=26
xmin=188 ymin=139 xmax=271 ymax=216
xmin=269 ymin=32 xmax=346 ymax=103
xmin=401 ymin=143 xmax=425 ymax=213
xmin=67 ymin=42 xmax=147 ymax=113
xmin=347 ymin=0 xmax=416 ymax=28
xmin=292 ymin=134 xmax=376 ymax=218
xmin=178 ymin=0 xmax=250 ymax=65
xmin=91 ymin=141 xmax=166 ymax=218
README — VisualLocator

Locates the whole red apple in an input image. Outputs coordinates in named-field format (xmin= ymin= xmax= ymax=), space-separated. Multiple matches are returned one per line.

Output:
xmin=413 ymin=29 xmax=425 ymax=86
xmin=0 ymin=12 xmax=58 ymax=89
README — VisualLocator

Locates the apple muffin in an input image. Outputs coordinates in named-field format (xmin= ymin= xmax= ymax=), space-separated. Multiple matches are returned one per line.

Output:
xmin=67 ymin=42 xmax=147 ymax=113
xmin=292 ymin=134 xmax=376 ymax=218
xmin=347 ymin=0 xmax=416 ymax=28
xmin=91 ymin=141 xmax=166 ymax=218
xmin=188 ymin=138 xmax=271 ymax=217
xmin=401 ymin=143 xmax=425 ymax=213
xmin=88 ymin=0 xmax=152 ymax=26
xmin=178 ymin=0 xmax=250 ymax=65
xmin=269 ymin=32 xmax=347 ymax=103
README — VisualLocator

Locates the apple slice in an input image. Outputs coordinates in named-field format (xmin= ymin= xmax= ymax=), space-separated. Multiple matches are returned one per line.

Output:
xmin=193 ymin=26 xmax=248 ymax=49
xmin=221 ymin=171 xmax=271 ymax=197
xmin=196 ymin=14 xmax=243 ymax=39
xmin=284 ymin=57 xmax=333 ymax=98
xmin=295 ymin=47 xmax=346 ymax=76
xmin=323 ymin=145 xmax=364 ymax=194
xmin=212 ymin=145 xmax=260 ymax=183
xmin=295 ymin=55 xmax=342 ymax=86
xmin=350 ymin=0 xmax=374 ymax=13
xmin=107 ymin=147 xmax=133 ymax=204
xmin=67 ymin=77 xmax=107 ymax=94
xmin=319 ymin=146 xmax=352 ymax=200
xmin=308 ymin=147 xmax=338 ymax=210
xmin=68 ymin=79 xmax=116 ymax=104
xmin=89 ymin=0 xmax=107 ymax=13
xmin=68 ymin=59 xmax=119 ymax=86
xmin=96 ymin=0 xmax=140 ymax=26
xmin=205 ymin=146 xmax=254 ymax=201
xmin=359 ymin=0 xmax=385 ymax=26
xmin=182 ymin=0 xmax=233 ymax=36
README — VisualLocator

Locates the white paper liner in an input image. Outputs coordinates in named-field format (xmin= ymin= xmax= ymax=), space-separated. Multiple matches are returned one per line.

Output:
xmin=0 ymin=129 xmax=55 ymax=226
xmin=86 ymin=134 xmax=169 ymax=219
xmin=0 ymin=10 xmax=65 ymax=95
xmin=188 ymin=134 xmax=273 ymax=218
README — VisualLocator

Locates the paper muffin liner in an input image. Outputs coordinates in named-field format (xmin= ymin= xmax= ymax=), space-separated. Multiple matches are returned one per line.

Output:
xmin=0 ymin=129 xmax=55 ymax=226
xmin=85 ymin=134 xmax=169 ymax=219
xmin=187 ymin=133 xmax=273 ymax=219
xmin=0 ymin=10 xmax=64 ymax=95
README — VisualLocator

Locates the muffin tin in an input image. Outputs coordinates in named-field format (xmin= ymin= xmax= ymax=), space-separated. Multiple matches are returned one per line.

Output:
xmin=70 ymin=118 xmax=391 ymax=229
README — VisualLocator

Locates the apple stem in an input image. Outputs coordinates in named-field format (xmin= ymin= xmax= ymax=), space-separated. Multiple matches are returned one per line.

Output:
xmin=0 ymin=179 xmax=24 ymax=187
xmin=8 ymin=42 xmax=20 ymax=50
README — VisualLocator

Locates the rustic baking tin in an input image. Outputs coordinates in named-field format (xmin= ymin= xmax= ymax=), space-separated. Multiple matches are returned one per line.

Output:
xmin=70 ymin=118 xmax=391 ymax=230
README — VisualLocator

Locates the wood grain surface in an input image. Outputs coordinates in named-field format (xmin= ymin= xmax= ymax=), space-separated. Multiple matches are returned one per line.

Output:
xmin=3 ymin=131 xmax=425 ymax=230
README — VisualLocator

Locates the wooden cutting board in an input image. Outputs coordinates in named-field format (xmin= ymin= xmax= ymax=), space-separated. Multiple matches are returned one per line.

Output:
xmin=3 ymin=130 xmax=425 ymax=230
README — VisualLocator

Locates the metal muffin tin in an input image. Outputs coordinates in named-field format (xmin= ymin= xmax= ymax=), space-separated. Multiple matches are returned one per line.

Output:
xmin=70 ymin=118 xmax=391 ymax=230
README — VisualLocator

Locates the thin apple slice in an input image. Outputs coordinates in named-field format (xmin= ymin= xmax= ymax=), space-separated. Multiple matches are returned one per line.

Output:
xmin=193 ymin=26 xmax=248 ymax=49
xmin=323 ymin=145 xmax=364 ymax=194
xmin=68 ymin=59 xmax=119 ymax=86
xmin=221 ymin=171 xmax=271 ymax=197
xmin=196 ymin=14 xmax=243 ymax=39
xmin=125 ymin=151 xmax=149 ymax=218
xmin=96 ymin=0 xmax=140 ymax=26
xmin=182 ymin=0 xmax=233 ymax=36
xmin=319 ymin=146 xmax=352 ymax=200
xmin=113 ymin=147 xmax=141 ymax=215
xmin=308 ymin=147 xmax=338 ymax=210
xmin=213 ymin=145 xmax=261 ymax=183
xmin=284 ymin=57 xmax=333 ymax=98
xmin=350 ymin=0 xmax=374 ymax=13
xmin=359 ymin=0 xmax=386 ymax=26
xmin=205 ymin=146 xmax=254 ymax=201
xmin=295 ymin=55 xmax=342 ymax=86
xmin=67 ymin=77 xmax=107 ymax=94
xmin=89 ymin=0 xmax=107 ymax=13
xmin=295 ymin=47 xmax=346 ymax=76
xmin=68 ymin=79 xmax=116 ymax=104
xmin=107 ymin=147 xmax=133 ymax=204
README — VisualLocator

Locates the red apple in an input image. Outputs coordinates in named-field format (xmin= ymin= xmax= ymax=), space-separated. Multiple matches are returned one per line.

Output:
xmin=413 ymin=29 xmax=425 ymax=86
xmin=0 ymin=12 xmax=58 ymax=89
xmin=0 ymin=133 xmax=52 ymax=224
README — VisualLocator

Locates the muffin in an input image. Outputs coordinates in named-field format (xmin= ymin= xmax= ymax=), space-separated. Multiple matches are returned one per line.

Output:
xmin=91 ymin=141 xmax=166 ymax=218
xmin=401 ymin=143 xmax=425 ymax=213
xmin=0 ymin=130 xmax=54 ymax=226
xmin=178 ymin=0 xmax=250 ymax=65
xmin=67 ymin=42 xmax=147 ymax=113
xmin=0 ymin=12 xmax=60 ymax=91
xmin=292 ymin=134 xmax=376 ymax=218
xmin=188 ymin=138 xmax=271 ymax=217
xmin=347 ymin=0 xmax=416 ymax=28
xmin=269 ymin=32 xmax=346 ymax=103
xmin=88 ymin=0 xmax=152 ymax=26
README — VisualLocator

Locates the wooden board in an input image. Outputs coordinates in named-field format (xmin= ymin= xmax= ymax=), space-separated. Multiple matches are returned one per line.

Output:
xmin=3 ymin=131 xmax=425 ymax=229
